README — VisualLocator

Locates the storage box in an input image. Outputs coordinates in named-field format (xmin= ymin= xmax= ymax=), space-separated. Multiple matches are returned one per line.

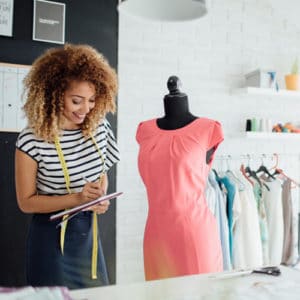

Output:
xmin=245 ymin=69 xmax=276 ymax=88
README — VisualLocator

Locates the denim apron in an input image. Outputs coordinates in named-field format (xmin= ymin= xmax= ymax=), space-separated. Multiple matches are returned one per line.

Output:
xmin=26 ymin=211 xmax=109 ymax=289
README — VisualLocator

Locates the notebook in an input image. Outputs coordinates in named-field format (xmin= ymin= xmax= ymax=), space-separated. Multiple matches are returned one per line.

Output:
xmin=49 ymin=191 xmax=123 ymax=221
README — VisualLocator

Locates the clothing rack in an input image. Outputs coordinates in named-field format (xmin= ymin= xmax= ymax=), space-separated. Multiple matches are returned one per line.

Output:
xmin=214 ymin=153 xmax=300 ymax=187
xmin=215 ymin=153 xmax=300 ymax=170
xmin=215 ymin=153 xmax=300 ymax=161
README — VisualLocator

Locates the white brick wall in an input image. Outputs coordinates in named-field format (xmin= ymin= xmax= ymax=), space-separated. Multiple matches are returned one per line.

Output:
xmin=117 ymin=0 xmax=300 ymax=284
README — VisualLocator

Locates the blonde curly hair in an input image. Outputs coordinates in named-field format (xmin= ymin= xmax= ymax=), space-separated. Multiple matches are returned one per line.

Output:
xmin=23 ymin=43 xmax=118 ymax=142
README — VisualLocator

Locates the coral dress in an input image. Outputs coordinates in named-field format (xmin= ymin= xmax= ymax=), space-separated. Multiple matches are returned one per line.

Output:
xmin=136 ymin=117 xmax=224 ymax=280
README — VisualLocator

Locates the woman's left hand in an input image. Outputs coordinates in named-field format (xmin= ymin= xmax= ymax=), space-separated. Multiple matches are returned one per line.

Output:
xmin=87 ymin=200 xmax=110 ymax=214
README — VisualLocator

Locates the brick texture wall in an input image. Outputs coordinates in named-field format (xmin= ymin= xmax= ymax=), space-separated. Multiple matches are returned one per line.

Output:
xmin=117 ymin=0 xmax=300 ymax=283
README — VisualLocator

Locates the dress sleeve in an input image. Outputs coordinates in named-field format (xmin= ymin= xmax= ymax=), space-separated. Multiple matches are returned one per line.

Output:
xmin=207 ymin=121 xmax=224 ymax=167
xmin=103 ymin=119 xmax=120 ymax=170
xmin=135 ymin=122 xmax=144 ymax=144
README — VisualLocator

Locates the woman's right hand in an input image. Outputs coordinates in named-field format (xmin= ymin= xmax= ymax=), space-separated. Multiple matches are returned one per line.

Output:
xmin=79 ymin=181 xmax=104 ymax=204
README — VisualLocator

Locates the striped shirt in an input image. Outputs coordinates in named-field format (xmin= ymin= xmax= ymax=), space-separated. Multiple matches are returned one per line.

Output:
xmin=16 ymin=118 xmax=120 ymax=196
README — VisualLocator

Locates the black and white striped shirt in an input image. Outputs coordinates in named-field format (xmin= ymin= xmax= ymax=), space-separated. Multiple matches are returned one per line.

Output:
xmin=16 ymin=119 xmax=120 ymax=196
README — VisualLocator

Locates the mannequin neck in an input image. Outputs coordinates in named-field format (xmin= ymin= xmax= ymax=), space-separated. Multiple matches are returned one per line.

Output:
xmin=164 ymin=94 xmax=189 ymax=117
xmin=157 ymin=94 xmax=197 ymax=130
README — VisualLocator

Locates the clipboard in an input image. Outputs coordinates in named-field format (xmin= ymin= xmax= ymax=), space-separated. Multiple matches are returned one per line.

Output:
xmin=49 ymin=191 xmax=123 ymax=222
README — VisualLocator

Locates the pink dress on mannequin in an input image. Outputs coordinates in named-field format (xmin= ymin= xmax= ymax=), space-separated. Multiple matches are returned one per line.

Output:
xmin=136 ymin=117 xmax=224 ymax=280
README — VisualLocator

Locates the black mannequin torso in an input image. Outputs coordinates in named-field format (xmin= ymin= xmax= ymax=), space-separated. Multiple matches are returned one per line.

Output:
xmin=156 ymin=76 xmax=215 ymax=164
xmin=157 ymin=75 xmax=197 ymax=130
xmin=156 ymin=94 xmax=197 ymax=130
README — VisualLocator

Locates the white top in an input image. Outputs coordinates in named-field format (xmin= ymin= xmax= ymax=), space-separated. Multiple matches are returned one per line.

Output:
xmin=232 ymin=173 xmax=263 ymax=269
xmin=262 ymin=179 xmax=284 ymax=266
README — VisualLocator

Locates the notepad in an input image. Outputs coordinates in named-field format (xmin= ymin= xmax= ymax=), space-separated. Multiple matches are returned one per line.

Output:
xmin=49 ymin=191 xmax=123 ymax=221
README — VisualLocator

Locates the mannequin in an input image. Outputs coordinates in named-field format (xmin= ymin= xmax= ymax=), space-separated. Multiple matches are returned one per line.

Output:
xmin=136 ymin=75 xmax=224 ymax=280
xmin=157 ymin=75 xmax=215 ymax=164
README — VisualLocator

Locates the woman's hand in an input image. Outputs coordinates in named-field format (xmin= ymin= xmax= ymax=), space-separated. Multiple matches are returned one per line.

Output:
xmin=86 ymin=200 xmax=110 ymax=214
xmin=80 ymin=181 xmax=105 ymax=203
xmin=80 ymin=173 xmax=110 ymax=214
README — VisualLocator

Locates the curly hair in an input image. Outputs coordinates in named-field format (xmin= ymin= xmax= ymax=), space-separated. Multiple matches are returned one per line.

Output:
xmin=23 ymin=43 xmax=118 ymax=142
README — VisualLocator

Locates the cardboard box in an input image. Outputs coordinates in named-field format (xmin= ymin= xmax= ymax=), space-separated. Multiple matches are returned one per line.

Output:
xmin=245 ymin=69 xmax=276 ymax=88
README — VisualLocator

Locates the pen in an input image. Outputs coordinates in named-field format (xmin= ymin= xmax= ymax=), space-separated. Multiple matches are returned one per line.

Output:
xmin=82 ymin=176 xmax=90 ymax=183
xmin=81 ymin=175 xmax=107 ymax=210
xmin=81 ymin=176 xmax=93 ymax=212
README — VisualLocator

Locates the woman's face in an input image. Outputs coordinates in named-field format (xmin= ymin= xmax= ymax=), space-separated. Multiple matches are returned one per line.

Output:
xmin=61 ymin=80 xmax=96 ymax=129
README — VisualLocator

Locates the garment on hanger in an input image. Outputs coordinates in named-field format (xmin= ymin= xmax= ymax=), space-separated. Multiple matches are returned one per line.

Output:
xmin=206 ymin=171 xmax=232 ymax=270
xmin=253 ymin=182 xmax=270 ymax=266
xmin=205 ymin=174 xmax=217 ymax=216
xmin=136 ymin=117 xmax=223 ymax=280
xmin=214 ymin=156 xmax=299 ymax=270
xmin=232 ymin=172 xmax=263 ymax=269
xmin=281 ymin=179 xmax=297 ymax=265
xmin=260 ymin=176 xmax=284 ymax=266
xmin=216 ymin=176 xmax=236 ymax=262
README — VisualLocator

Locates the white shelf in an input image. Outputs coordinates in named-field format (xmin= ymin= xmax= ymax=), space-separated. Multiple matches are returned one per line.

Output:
xmin=234 ymin=87 xmax=300 ymax=98
xmin=245 ymin=131 xmax=300 ymax=139
xmin=0 ymin=128 xmax=20 ymax=133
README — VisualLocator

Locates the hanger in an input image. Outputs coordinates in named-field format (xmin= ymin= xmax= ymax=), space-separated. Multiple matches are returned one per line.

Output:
xmin=270 ymin=153 xmax=300 ymax=188
xmin=212 ymin=168 xmax=220 ymax=180
xmin=240 ymin=155 xmax=254 ymax=186
xmin=273 ymin=168 xmax=300 ymax=188
xmin=255 ymin=154 xmax=276 ymax=180
xmin=269 ymin=153 xmax=279 ymax=171
xmin=244 ymin=154 xmax=270 ymax=191
xmin=224 ymin=155 xmax=246 ymax=190
xmin=240 ymin=163 xmax=254 ymax=186
xmin=244 ymin=155 xmax=262 ymax=185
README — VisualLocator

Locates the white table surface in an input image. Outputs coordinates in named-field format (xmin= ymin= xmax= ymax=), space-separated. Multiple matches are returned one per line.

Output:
xmin=70 ymin=266 xmax=300 ymax=300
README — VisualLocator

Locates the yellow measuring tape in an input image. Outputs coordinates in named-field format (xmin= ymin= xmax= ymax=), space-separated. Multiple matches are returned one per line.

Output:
xmin=54 ymin=134 xmax=105 ymax=279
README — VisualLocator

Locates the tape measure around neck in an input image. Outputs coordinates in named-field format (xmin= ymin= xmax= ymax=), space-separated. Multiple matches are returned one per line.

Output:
xmin=54 ymin=133 xmax=105 ymax=279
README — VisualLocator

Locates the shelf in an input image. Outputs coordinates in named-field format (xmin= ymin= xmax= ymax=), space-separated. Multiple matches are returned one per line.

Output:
xmin=245 ymin=132 xmax=300 ymax=139
xmin=234 ymin=87 xmax=300 ymax=98
xmin=0 ymin=128 xmax=20 ymax=133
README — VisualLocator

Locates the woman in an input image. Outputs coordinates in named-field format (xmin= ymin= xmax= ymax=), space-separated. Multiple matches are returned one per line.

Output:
xmin=15 ymin=44 xmax=120 ymax=289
